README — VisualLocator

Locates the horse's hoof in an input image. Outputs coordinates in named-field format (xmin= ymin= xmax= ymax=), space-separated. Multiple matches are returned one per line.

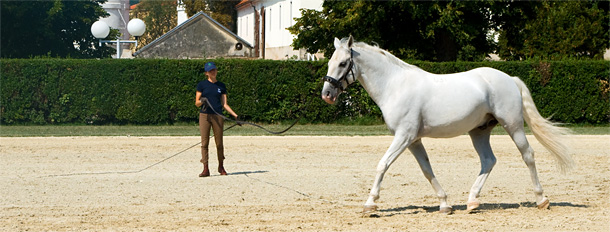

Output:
xmin=439 ymin=206 xmax=453 ymax=214
xmin=467 ymin=201 xmax=480 ymax=211
xmin=362 ymin=205 xmax=378 ymax=215
xmin=537 ymin=198 xmax=550 ymax=209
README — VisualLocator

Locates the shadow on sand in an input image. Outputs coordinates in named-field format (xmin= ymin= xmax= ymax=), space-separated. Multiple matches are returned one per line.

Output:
xmin=228 ymin=170 xmax=269 ymax=176
xmin=370 ymin=202 xmax=588 ymax=217
xmin=199 ymin=170 xmax=268 ymax=178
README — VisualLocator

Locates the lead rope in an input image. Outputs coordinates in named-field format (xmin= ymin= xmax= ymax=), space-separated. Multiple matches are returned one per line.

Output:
xmin=44 ymin=98 xmax=308 ymax=178
xmin=43 ymin=124 xmax=238 ymax=177
xmin=202 ymin=97 xmax=304 ymax=135
xmin=41 ymin=98 xmax=344 ymax=206
xmin=200 ymin=98 xmax=347 ymax=205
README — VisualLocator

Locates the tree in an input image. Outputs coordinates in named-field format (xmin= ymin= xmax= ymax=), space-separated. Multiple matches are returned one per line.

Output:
xmin=409 ymin=1 xmax=496 ymax=61
xmin=490 ymin=1 xmax=541 ymax=61
xmin=288 ymin=0 xmax=496 ymax=61
xmin=525 ymin=1 xmax=608 ymax=59
xmin=290 ymin=0 xmax=609 ymax=61
xmin=1 ymin=0 xmax=117 ymax=58
xmin=497 ymin=1 xmax=609 ymax=60
xmin=130 ymin=0 xmax=177 ymax=50
xmin=182 ymin=0 xmax=240 ymax=32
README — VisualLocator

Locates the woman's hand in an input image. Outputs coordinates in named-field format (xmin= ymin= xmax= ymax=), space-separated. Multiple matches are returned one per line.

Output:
xmin=235 ymin=115 xmax=243 ymax=126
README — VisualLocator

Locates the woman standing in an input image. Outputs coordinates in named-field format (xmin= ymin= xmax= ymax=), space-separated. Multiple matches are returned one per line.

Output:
xmin=195 ymin=62 xmax=238 ymax=177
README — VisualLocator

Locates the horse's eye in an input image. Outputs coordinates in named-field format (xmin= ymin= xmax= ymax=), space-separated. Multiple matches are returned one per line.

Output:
xmin=339 ymin=61 xmax=347 ymax=67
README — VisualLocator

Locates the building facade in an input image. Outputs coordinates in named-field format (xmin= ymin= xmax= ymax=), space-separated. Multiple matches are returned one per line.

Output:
xmin=236 ymin=0 xmax=323 ymax=60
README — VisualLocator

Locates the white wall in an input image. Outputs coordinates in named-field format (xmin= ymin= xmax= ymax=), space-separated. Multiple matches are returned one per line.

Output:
xmin=237 ymin=3 xmax=256 ymax=45
xmin=177 ymin=0 xmax=188 ymax=25
xmin=263 ymin=0 xmax=292 ymax=48
xmin=300 ymin=0 xmax=323 ymax=10
xmin=237 ymin=0 xmax=323 ymax=59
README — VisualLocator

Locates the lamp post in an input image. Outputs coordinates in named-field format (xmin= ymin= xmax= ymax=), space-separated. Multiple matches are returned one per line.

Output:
xmin=91 ymin=19 xmax=146 ymax=58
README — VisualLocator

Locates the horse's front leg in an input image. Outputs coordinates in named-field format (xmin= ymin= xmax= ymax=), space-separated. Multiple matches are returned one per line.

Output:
xmin=409 ymin=139 xmax=452 ymax=214
xmin=363 ymin=133 xmax=414 ymax=214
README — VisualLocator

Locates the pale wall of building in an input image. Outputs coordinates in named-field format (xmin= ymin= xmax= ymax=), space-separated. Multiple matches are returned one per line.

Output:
xmin=237 ymin=0 xmax=323 ymax=60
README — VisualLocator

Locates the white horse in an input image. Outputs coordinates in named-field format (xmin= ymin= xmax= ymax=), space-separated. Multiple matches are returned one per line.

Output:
xmin=321 ymin=36 xmax=574 ymax=214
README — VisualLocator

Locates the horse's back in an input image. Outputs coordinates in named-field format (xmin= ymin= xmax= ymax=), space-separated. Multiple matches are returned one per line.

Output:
xmin=446 ymin=67 xmax=522 ymax=106
xmin=416 ymin=67 xmax=522 ymax=138
xmin=421 ymin=67 xmax=517 ymax=113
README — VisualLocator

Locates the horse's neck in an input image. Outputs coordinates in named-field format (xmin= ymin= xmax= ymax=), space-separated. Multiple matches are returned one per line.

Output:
xmin=354 ymin=47 xmax=424 ymax=107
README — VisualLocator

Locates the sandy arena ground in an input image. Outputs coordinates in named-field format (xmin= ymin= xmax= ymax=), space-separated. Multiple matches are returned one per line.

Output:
xmin=1 ymin=135 xmax=609 ymax=231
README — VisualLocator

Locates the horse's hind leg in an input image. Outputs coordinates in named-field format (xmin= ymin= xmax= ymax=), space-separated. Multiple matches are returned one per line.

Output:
xmin=409 ymin=139 xmax=452 ymax=213
xmin=466 ymin=122 xmax=498 ymax=211
xmin=503 ymin=121 xmax=550 ymax=209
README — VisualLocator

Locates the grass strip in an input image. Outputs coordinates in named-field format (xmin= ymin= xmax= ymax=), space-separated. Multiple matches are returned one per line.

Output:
xmin=1 ymin=124 xmax=607 ymax=137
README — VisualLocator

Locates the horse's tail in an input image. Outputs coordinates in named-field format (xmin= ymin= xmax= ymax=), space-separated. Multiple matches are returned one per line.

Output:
xmin=512 ymin=76 xmax=575 ymax=173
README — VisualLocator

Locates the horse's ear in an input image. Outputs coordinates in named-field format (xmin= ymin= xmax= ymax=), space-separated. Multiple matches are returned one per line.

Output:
xmin=334 ymin=37 xmax=341 ymax=49
xmin=348 ymin=35 xmax=354 ymax=48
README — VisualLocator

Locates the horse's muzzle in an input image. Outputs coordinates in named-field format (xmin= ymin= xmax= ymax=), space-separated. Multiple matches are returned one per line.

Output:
xmin=322 ymin=94 xmax=336 ymax=104
xmin=321 ymin=89 xmax=337 ymax=104
xmin=321 ymin=78 xmax=340 ymax=104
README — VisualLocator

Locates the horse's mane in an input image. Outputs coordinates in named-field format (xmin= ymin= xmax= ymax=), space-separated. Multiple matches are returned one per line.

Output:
xmin=349 ymin=40 xmax=421 ymax=71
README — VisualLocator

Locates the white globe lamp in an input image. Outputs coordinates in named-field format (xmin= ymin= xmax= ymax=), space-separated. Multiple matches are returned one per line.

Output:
xmin=91 ymin=21 xmax=110 ymax=39
xmin=91 ymin=19 xmax=146 ymax=58
xmin=127 ymin=18 xmax=146 ymax=37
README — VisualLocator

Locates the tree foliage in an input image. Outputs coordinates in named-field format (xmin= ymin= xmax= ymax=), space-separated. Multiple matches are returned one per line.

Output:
xmin=182 ymin=0 xmax=240 ymax=32
xmin=130 ymin=0 xmax=177 ymax=50
xmin=289 ymin=0 xmax=609 ymax=61
xmin=1 ymin=0 xmax=117 ymax=58
xmin=496 ymin=1 xmax=609 ymax=60
xmin=288 ymin=0 xmax=496 ymax=61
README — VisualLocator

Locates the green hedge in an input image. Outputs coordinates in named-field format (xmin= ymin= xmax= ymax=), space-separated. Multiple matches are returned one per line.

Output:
xmin=1 ymin=59 xmax=608 ymax=125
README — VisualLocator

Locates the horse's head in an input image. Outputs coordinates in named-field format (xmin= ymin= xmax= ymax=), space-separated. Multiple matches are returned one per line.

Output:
xmin=321 ymin=36 xmax=357 ymax=104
